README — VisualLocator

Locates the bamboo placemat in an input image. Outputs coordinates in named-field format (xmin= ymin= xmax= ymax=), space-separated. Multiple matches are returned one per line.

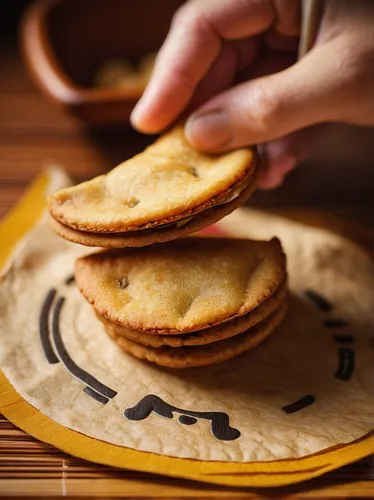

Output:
xmin=1 ymin=413 xmax=373 ymax=498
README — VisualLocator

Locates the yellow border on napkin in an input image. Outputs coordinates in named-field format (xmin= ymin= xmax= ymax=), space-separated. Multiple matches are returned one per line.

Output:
xmin=0 ymin=170 xmax=373 ymax=488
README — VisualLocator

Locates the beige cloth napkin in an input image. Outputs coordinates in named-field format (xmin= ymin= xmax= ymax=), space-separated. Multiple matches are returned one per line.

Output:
xmin=0 ymin=169 xmax=373 ymax=463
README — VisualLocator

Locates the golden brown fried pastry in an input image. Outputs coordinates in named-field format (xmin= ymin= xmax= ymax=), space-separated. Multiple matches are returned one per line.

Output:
xmin=105 ymin=304 xmax=287 ymax=368
xmin=75 ymin=237 xmax=286 ymax=334
xmin=49 ymin=175 xmax=256 ymax=248
xmin=97 ymin=278 xmax=288 ymax=347
xmin=48 ymin=126 xmax=259 ymax=247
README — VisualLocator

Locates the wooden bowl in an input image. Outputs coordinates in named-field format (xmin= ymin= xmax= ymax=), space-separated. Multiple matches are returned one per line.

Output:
xmin=20 ymin=0 xmax=183 ymax=125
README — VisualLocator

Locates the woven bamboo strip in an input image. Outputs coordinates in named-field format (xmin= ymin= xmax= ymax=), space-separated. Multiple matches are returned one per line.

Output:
xmin=1 ymin=413 xmax=373 ymax=498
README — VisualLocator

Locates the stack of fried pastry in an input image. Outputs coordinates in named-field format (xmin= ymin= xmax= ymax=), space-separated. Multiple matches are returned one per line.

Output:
xmin=74 ymin=238 xmax=287 ymax=368
xmin=48 ymin=125 xmax=288 ymax=368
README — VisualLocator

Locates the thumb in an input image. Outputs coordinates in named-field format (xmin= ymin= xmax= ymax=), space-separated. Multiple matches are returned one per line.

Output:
xmin=257 ymin=125 xmax=323 ymax=189
xmin=185 ymin=41 xmax=350 ymax=152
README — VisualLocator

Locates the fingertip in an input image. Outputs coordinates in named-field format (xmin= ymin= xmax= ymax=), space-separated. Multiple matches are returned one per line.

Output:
xmin=129 ymin=105 xmax=143 ymax=131
xmin=129 ymin=80 xmax=165 ymax=133
xmin=257 ymin=156 xmax=297 ymax=189
xmin=130 ymin=102 xmax=162 ymax=135
xmin=130 ymin=99 xmax=148 ymax=131
xmin=264 ymin=140 xmax=298 ymax=170
xmin=256 ymin=150 xmax=296 ymax=190
xmin=256 ymin=172 xmax=285 ymax=190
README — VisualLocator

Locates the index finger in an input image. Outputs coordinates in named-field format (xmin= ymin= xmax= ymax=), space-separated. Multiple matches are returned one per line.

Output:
xmin=130 ymin=0 xmax=275 ymax=133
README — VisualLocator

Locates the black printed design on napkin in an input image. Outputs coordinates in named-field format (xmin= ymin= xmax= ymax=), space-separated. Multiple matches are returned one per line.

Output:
xmin=282 ymin=395 xmax=316 ymax=414
xmin=38 ymin=281 xmax=117 ymax=405
xmin=305 ymin=289 xmax=355 ymax=382
xmin=124 ymin=394 xmax=241 ymax=441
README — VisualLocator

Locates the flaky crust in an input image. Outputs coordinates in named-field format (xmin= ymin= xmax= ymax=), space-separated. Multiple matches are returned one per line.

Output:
xmin=97 ymin=279 xmax=288 ymax=346
xmin=49 ymin=174 xmax=257 ymax=248
xmin=75 ymin=238 xmax=287 ymax=333
xmin=48 ymin=125 xmax=258 ymax=233
xmin=105 ymin=304 xmax=287 ymax=368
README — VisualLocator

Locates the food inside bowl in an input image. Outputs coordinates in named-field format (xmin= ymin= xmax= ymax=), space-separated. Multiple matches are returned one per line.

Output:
xmin=94 ymin=52 xmax=156 ymax=91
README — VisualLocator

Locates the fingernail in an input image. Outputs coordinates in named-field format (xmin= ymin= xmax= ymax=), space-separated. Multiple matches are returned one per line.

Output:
xmin=185 ymin=109 xmax=233 ymax=150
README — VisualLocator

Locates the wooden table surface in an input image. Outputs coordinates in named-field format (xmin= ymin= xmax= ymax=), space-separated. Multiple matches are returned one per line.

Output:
xmin=0 ymin=38 xmax=373 ymax=498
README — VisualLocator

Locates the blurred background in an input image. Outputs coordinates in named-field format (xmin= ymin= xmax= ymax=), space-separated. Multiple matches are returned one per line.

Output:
xmin=0 ymin=0 xmax=373 ymax=227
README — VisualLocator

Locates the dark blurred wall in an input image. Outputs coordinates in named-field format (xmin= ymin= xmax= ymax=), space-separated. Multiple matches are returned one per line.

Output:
xmin=0 ymin=1 xmax=31 ymax=38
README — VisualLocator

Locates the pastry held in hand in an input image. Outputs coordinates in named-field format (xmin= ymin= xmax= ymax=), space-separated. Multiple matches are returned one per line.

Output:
xmin=75 ymin=237 xmax=286 ymax=334
xmin=48 ymin=126 xmax=259 ymax=247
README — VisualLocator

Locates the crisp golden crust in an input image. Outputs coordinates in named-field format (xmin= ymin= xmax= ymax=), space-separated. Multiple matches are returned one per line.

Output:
xmin=48 ymin=175 xmax=257 ymax=248
xmin=75 ymin=238 xmax=287 ymax=333
xmin=105 ymin=304 xmax=287 ymax=368
xmin=97 ymin=279 xmax=288 ymax=347
xmin=48 ymin=125 xmax=258 ymax=233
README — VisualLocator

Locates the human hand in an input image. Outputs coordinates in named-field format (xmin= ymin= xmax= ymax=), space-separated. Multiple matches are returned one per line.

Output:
xmin=131 ymin=0 xmax=374 ymax=189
